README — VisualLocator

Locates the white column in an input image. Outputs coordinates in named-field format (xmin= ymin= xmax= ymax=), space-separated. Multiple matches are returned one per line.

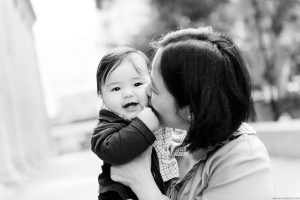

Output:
xmin=0 ymin=121 xmax=24 ymax=185
xmin=0 ymin=0 xmax=24 ymax=185
xmin=0 ymin=0 xmax=30 ymax=181
xmin=0 ymin=0 xmax=52 ymax=189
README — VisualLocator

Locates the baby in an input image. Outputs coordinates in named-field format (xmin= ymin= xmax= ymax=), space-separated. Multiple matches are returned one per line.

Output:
xmin=91 ymin=47 xmax=185 ymax=200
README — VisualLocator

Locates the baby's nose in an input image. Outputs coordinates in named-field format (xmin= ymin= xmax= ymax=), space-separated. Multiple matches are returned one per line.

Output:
xmin=123 ymin=88 xmax=134 ymax=98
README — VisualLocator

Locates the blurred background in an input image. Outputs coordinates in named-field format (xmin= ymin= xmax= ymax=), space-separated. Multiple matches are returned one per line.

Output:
xmin=1 ymin=0 xmax=300 ymax=199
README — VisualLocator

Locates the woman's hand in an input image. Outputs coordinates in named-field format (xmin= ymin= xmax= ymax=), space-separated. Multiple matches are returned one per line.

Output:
xmin=111 ymin=146 xmax=166 ymax=200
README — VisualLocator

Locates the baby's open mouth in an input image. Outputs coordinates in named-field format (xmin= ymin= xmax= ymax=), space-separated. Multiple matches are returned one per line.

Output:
xmin=123 ymin=102 xmax=139 ymax=109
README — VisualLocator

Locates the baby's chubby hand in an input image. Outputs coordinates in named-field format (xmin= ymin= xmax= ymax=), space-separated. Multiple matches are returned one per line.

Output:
xmin=137 ymin=107 xmax=160 ymax=132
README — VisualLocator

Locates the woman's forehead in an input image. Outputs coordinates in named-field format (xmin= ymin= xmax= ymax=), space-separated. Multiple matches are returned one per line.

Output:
xmin=151 ymin=49 xmax=165 ymax=89
xmin=151 ymin=48 xmax=163 ymax=71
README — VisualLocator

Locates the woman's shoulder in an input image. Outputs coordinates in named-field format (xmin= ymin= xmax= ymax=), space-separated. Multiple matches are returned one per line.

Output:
xmin=199 ymin=123 xmax=274 ymax=199
xmin=206 ymin=123 xmax=270 ymax=169
xmin=217 ymin=122 xmax=268 ymax=156
xmin=205 ymin=123 xmax=271 ymax=174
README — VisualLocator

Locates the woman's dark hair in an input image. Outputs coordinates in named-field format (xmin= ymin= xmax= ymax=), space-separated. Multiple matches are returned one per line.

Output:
xmin=151 ymin=28 xmax=253 ymax=152
xmin=96 ymin=46 xmax=150 ymax=95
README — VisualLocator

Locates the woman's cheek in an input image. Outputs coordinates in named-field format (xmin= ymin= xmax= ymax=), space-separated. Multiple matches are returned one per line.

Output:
xmin=150 ymin=94 xmax=158 ymax=109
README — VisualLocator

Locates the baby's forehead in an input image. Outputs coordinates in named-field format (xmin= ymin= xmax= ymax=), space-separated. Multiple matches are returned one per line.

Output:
xmin=105 ymin=56 xmax=149 ymax=81
xmin=124 ymin=54 xmax=150 ymax=74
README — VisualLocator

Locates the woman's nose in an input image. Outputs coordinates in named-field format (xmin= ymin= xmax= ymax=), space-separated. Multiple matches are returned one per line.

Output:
xmin=145 ymin=84 xmax=152 ymax=97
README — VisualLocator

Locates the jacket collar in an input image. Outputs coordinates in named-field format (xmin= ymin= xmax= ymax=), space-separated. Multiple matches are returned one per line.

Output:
xmin=98 ymin=109 xmax=131 ymax=123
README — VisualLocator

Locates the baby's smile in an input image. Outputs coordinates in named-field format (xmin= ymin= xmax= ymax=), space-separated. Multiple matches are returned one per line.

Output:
xmin=122 ymin=102 xmax=140 ymax=111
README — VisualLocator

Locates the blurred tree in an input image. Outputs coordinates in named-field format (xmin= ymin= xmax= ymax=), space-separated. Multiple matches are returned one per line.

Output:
xmin=95 ymin=0 xmax=112 ymax=9
xmin=131 ymin=0 xmax=229 ymax=56
xmin=249 ymin=0 xmax=300 ymax=120
xmin=95 ymin=0 xmax=300 ymax=120
xmin=150 ymin=0 xmax=228 ymax=28
xmin=251 ymin=0 xmax=294 ymax=85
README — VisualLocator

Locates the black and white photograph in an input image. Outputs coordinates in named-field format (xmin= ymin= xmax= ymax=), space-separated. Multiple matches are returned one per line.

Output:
xmin=1 ymin=0 xmax=300 ymax=199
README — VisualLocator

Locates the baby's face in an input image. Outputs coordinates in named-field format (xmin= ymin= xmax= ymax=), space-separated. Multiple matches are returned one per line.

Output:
xmin=101 ymin=57 xmax=150 ymax=119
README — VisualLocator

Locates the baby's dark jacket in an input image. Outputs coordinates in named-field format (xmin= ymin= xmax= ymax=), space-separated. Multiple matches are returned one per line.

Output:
xmin=91 ymin=109 xmax=166 ymax=200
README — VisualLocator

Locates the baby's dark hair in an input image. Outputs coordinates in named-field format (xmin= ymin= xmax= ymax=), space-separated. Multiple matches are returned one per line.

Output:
xmin=96 ymin=47 xmax=150 ymax=95
xmin=151 ymin=27 xmax=253 ymax=152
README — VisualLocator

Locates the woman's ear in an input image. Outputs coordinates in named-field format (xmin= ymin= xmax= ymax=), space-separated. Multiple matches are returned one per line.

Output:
xmin=178 ymin=106 xmax=192 ymax=122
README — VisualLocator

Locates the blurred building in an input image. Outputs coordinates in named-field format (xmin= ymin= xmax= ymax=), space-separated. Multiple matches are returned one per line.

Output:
xmin=31 ymin=0 xmax=103 ymax=126
xmin=0 ymin=0 xmax=51 ymax=196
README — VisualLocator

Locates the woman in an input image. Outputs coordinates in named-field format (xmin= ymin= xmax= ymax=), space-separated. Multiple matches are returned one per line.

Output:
xmin=111 ymin=27 xmax=274 ymax=200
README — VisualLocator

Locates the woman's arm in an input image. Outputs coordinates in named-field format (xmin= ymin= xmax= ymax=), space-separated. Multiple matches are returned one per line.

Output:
xmin=111 ymin=147 xmax=170 ymax=200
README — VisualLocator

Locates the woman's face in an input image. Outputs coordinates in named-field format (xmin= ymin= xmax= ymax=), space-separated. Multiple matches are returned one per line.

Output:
xmin=147 ymin=49 xmax=190 ymax=131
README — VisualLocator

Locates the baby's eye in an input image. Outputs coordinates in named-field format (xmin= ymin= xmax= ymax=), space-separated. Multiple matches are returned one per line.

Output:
xmin=134 ymin=82 xmax=143 ymax=87
xmin=111 ymin=87 xmax=120 ymax=92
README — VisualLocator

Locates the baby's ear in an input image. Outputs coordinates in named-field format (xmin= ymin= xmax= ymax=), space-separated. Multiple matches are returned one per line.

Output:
xmin=98 ymin=94 xmax=105 ymax=107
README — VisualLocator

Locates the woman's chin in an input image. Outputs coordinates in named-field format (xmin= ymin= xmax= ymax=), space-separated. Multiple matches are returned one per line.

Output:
xmin=160 ymin=119 xmax=175 ymax=129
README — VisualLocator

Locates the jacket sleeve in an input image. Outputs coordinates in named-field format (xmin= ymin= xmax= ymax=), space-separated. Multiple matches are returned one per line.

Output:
xmin=91 ymin=118 xmax=156 ymax=165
